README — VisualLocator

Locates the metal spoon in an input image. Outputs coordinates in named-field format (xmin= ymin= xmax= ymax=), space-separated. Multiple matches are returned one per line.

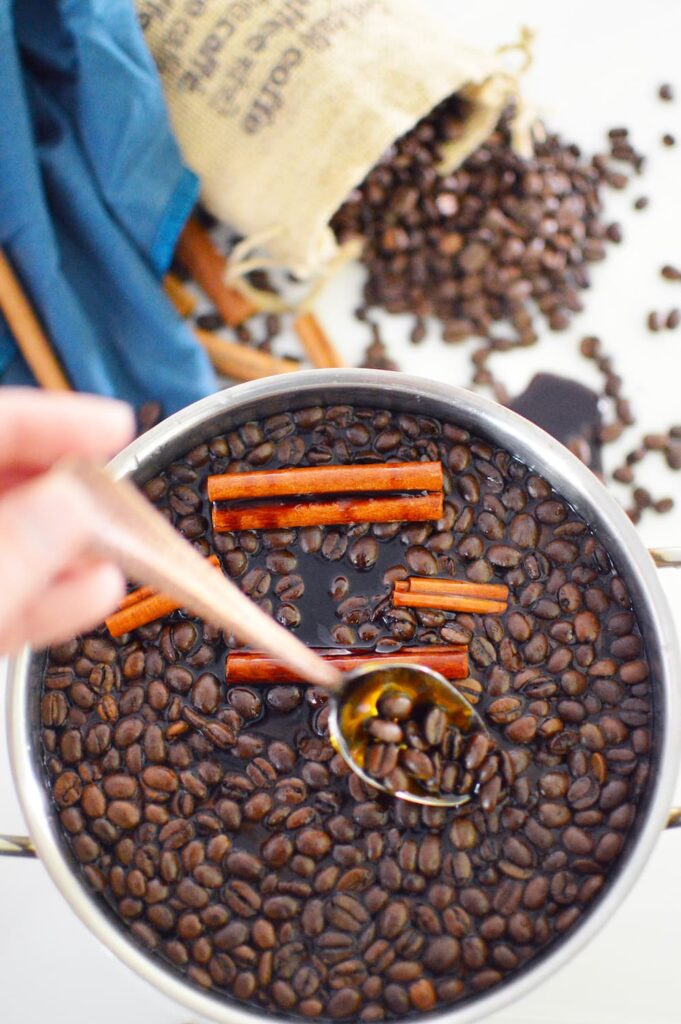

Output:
xmin=59 ymin=459 xmax=481 ymax=808
xmin=330 ymin=661 xmax=487 ymax=807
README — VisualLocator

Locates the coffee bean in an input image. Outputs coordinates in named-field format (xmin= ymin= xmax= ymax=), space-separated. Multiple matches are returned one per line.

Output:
xmin=349 ymin=536 xmax=379 ymax=569
xmin=620 ymin=660 xmax=649 ymax=684
xmin=380 ymin=902 xmax=409 ymax=939
xmin=276 ymin=574 xmax=305 ymax=602
xmin=462 ymin=733 xmax=488 ymax=771
xmin=327 ymin=988 xmax=361 ymax=1019
xmin=470 ymin=637 xmax=496 ymax=667
xmin=405 ymin=546 xmax=438 ymax=575
xmin=223 ymin=550 xmax=248 ymax=578
xmin=423 ymin=707 xmax=447 ymax=745
xmin=508 ymin=514 xmax=539 ymax=548
xmin=322 ymin=532 xmax=348 ymax=561
xmin=42 ymin=692 xmax=69 ymax=727
xmin=265 ymin=549 xmax=297 ymax=575
xmin=418 ymin=835 xmax=443 ymax=876
xmin=367 ymin=718 xmax=403 ymax=744
xmin=567 ymin=777 xmax=600 ymax=810
xmin=574 ymin=611 xmax=600 ymax=644
xmin=82 ymin=638 xmax=116 ymax=664
xmin=267 ymin=740 xmax=296 ymax=772
xmin=367 ymin=743 xmax=399 ymax=779
xmin=107 ymin=801 xmax=140 ymax=829
xmin=191 ymin=673 xmax=220 ymax=714
xmin=267 ymin=686 xmax=302 ymax=713
xmin=399 ymin=749 xmax=434 ymax=781
xmin=261 ymin=834 xmax=293 ymax=868
xmin=505 ymin=716 xmax=538 ymax=744
xmin=296 ymin=829 xmax=332 ymax=859
xmin=478 ymin=545 xmax=518 ymax=573
xmin=142 ymin=766 xmax=179 ymax=794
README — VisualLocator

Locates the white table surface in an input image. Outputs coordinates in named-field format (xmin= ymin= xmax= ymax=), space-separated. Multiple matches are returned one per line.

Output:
xmin=2 ymin=1 xmax=681 ymax=1021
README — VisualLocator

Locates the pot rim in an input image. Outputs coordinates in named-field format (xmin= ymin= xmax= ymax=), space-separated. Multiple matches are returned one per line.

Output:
xmin=8 ymin=369 xmax=681 ymax=1024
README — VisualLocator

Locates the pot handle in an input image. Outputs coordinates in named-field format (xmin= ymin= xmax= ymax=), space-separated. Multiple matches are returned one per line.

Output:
xmin=0 ymin=835 xmax=36 ymax=857
xmin=649 ymin=547 xmax=681 ymax=568
xmin=2 ymin=545 xmax=678 ymax=852
xmin=650 ymin=547 xmax=681 ymax=826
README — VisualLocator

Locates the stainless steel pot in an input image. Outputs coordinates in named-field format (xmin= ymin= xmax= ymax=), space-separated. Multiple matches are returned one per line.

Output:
xmin=4 ymin=369 xmax=681 ymax=1024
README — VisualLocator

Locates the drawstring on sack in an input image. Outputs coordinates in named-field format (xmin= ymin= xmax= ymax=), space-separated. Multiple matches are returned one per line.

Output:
xmin=225 ymin=226 xmax=290 ymax=314
xmin=497 ymin=25 xmax=535 ymax=75
xmin=438 ymin=26 xmax=540 ymax=172
xmin=225 ymin=232 xmax=363 ymax=314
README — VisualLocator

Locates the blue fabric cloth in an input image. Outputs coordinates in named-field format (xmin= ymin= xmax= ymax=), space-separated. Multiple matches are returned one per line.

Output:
xmin=0 ymin=0 xmax=217 ymax=414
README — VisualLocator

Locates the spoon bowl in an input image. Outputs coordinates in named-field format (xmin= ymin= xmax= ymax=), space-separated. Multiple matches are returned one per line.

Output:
xmin=328 ymin=661 xmax=487 ymax=807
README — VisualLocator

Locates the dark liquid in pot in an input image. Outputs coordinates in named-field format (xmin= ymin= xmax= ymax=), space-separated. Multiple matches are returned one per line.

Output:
xmin=40 ymin=404 xmax=653 ymax=1021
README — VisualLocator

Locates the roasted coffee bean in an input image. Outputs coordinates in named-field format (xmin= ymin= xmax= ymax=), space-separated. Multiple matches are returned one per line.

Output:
xmin=42 ymin=692 xmax=69 ymax=727
xmin=107 ymin=801 xmax=141 ymax=830
xmin=349 ymin=536 xmax=379 ymax=570
xmin=406 ymin=546 xmax=438 ymax=576
xmin=329 ymin=575 xmax=350 ymax=601
xmin=367 ymin=743 xmax=399 ymax=779
xmin=399 ymin=749 xmax=434 ymax=781
xmin=192 ymin=673 xmax=220 ymax=714
xmin=377 ymin=692 xmax=413 ymax=720
xmin=423 ymin=706 xmax=447 ymax=745
xmin=267 ymin=740 xmax=296 ymax=772
xmin=227 ymin=687 xmax=262 ymax=720
xmin=267 ymin=686 xmax=302 ymax=713
xmin=322 ymin=532 xmax=348 ymax=561
xmin=367 ymin=718 xmax=403 ymax=744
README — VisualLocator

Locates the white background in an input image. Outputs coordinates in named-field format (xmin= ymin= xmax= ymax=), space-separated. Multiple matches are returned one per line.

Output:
xmin=2 ymin=1 xmax=681 ymax=1022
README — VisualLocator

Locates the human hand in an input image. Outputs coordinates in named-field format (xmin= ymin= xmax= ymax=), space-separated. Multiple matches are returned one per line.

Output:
xmin=0 ymin=389 xmax=134 ymax=653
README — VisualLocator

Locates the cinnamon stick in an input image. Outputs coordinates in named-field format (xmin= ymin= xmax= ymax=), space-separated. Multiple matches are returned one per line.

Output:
xmin=393 ymin=590 xmax=507 ymax=615
xmin=196 ymin=328 xmax=299 ymax=381
xmin=106 ymin=556 xmax=221 ymax=637
xmin=163 ymin=272 xmax=197 ymax=318
xmin=208 ymin=461 xmax=443 ymax=502
xmin=176 ymin=218 xmax=256 ymax=326
xmin=225 ymin=645 xmax=468 ymax=684
xmin=118 ymin=555 xmax=221 ymax=610
xmin=0 ymin=248 xmax=70 ymax=390
xmin=395 ymin=577 xmax=509 ymax=602
xmin=213 ymin=493 xmax=443 ymax=532
xmin=118 ymin=584 xmax=157 ymax=611
xmin=294 ymin=311 xmax=345 ymax=368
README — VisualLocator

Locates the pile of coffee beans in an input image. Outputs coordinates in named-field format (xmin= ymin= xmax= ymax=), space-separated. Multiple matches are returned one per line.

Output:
xmin=363 ymin=694 xmax=508 ymax=807
xmin=189 ymin=97 xmax=643 ymax=389
xmin=332 ymin=95 xmax=632 ymax=351
xmin=41 ymin=404 xmax=654 ymax=1021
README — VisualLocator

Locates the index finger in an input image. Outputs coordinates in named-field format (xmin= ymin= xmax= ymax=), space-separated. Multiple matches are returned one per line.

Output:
xmin=0 ymin=388 xmax=135 ymax=470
